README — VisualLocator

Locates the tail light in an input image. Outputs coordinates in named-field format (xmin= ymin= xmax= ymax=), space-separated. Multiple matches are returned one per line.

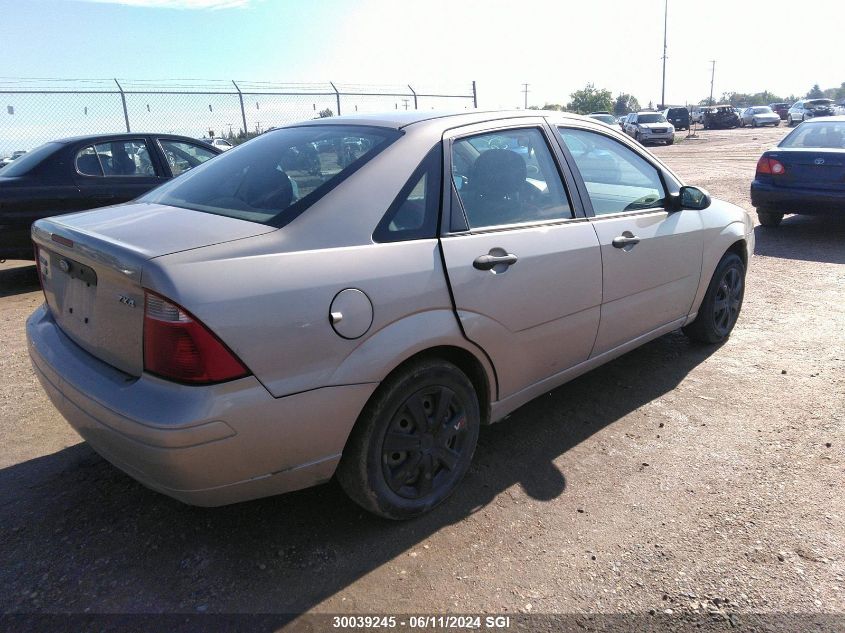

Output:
xmin=143 ymin=291 xmax=249 ymax=384
xmin=756 ymin=156 xmax=785 ymax=176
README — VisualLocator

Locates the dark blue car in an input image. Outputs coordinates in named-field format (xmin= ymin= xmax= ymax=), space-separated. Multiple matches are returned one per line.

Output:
xmin=751 ymin=116 xmax=845 ymax=226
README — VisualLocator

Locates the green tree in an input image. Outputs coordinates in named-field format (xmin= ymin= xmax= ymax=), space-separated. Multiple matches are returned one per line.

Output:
xmin=806 ymin=84 xmax=824 ymax=99
xmin=613 ymin=93 xmax=641 ymax=116
xmin=318 ymin=108 xmax=334 ymax=118
xmin=566 ymin=83 xmax=613 ymax=115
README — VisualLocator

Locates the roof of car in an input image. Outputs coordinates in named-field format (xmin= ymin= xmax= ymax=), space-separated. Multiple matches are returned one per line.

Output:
xmin=49 ymin=133 xmax=215 ymax=146
xmin=286 ymin=109 xmax=592 ymax=131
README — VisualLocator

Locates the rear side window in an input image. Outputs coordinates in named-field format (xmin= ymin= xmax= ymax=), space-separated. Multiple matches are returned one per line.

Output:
xmin=373 ymin=145 xmax=442 ymax=242
xmin=75 ymin=146 xmax=103 ymax=176
xmin=76 ymin=140 xmax=155 ymax=177
xmin=450 ymin=128 xmax=573 ymax=230
xmin=141 ymin=125 xmax=400 ymax=226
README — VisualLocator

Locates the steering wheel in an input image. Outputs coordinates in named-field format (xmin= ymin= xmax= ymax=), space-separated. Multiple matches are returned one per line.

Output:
xmin=623 ymin=194 xmax=660 ymax=211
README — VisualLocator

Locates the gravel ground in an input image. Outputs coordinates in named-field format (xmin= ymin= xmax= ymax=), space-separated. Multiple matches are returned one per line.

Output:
xmin=0 ymin=125 xmax=842 ymax=630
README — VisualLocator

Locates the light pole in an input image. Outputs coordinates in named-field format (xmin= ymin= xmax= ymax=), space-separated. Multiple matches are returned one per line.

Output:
xmin=522 ymin=83 xmax=529 ymax=109
xmin=661 ymin=0 xmax=668 ymax=109
xmin=709 ymin=60 xmax=716 ymax=105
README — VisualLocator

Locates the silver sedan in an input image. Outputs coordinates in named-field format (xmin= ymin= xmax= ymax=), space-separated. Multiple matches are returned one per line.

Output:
xmin=739 ymin=106 xmax=781 ymax=128
xmin=28 ymin=111 xmax=753 ymax=519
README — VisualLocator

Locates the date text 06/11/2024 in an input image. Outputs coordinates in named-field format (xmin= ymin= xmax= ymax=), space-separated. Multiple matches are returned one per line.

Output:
xmin=331 ymin=615 xmax=512 ymax=629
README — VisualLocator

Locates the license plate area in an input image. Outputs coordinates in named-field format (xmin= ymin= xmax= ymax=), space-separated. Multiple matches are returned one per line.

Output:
xmin=53 ymin=255 xmax=98 ymax=329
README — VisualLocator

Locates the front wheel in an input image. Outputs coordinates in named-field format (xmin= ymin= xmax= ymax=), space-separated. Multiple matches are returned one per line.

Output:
xmin=337 ymin=359 xmax=480 ymax=520
xmin=787 ymin=115 xmax=794 ymax=127
xmin=683 ymin=252 xmax=746 ymax=344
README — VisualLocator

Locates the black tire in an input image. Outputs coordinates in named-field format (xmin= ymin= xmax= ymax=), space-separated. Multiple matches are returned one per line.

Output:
xmin=787 ymin=115 xmax=794 ymax=127
xmin=752 ymin=119 xmax=759 ymax=128
xmin=757 ymin=211 xmax=784 ymax=227
xmin=683 ymin=252 xmax=746 ymax=344
xmin=336 ymin=358 xmax=480 ymax=520
xmin=666 ymin=137 xmax=674 ymax=145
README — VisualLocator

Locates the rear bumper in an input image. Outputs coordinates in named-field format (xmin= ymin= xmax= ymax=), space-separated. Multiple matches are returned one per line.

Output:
xmin=27 ymin=304 xmax=377 ymax=506
xmin=751 ymin=181 xmax=845 ymax=214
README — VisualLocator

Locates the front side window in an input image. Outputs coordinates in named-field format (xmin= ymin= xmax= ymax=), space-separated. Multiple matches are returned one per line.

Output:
xmin=637 ymin=113 xmax=667 ymax=124
xmin=558 ymin=127 xmax=666 ymax=215
xmin=450 ymin=128 xmax=572 ymax=230
xmin=159 ymin=139 xmax=217 ymax=176
xmin=141 ymin=125 xmax=399 ymax=225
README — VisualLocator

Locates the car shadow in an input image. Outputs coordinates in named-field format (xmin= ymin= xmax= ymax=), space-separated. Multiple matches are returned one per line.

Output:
xmin=0 ymin=331 xmax=716 ymax=619
xmin=753 ymin=214 xmax=845 ymax=265
xmin=0 ymin=263 xmax=39 ymax=298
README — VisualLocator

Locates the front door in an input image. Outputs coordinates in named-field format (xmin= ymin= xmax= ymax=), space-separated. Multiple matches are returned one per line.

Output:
xmin=439 ymin=123 xmax=602 ymax=399
xmin=555 ymin=125 xmax=704 ymax=356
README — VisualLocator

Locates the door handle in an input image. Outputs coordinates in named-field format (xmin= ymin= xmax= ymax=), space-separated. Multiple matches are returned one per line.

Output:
xmin=612 ymin=234 xmax=641 ymax=249
xmin=473 ymin=253 xmax=518 ymax=271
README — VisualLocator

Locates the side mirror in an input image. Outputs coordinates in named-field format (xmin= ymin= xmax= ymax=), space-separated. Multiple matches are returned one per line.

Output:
xmin=671 ymin=186 xmax=711 ymax=211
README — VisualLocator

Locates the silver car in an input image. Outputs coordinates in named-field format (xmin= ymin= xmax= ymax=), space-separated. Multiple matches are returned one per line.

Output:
xmin=623 ymin=111 xmax=675 ymax=145
xmin=27 ymin=111 xmax=753 ymax=519
xmin=739 ymin=106 xmax=781 ymax=128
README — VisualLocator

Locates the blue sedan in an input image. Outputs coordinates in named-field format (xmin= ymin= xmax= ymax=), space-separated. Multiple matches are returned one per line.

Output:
xmin=751 ymin=116 xmax=845 ymax=226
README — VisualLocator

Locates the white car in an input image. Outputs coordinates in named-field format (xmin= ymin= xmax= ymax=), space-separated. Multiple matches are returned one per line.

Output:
xmin=209 ymin=138 xmax=234 ymax=151
xmin=739 ymin=106 xmax=780 ymax=128
xmin=623 ymin=112 xmax=675 ymax=145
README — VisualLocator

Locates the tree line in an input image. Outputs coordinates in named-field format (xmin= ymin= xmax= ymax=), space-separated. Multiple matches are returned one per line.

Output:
xmin=530 ymin=81 xmax=845 ymax=116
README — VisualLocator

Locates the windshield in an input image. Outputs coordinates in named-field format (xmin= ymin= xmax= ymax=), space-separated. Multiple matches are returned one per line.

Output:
xmin=0 ymin=143 xmax=60 ymax=177
xmin=780 ymin=121 xmax=845 ymax=149
xmin=589 ymin=114 xmax=616 ymax=124
xmin=141 ymin=125 xmax=400 ymax=225
xmin=638 ymin=114 xmax=667 ymax=124
xmin=753 ymin=107 xmax=773 ymax=114
xmin=806 ymin=99 xmax=833 ymax=107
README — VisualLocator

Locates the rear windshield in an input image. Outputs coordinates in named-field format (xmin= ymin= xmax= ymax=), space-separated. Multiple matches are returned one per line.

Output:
xmin=0 ymin=143 xmax=61 ymax=177
xmin=140 ymin=125 xmax=400 ymax=225
xmin=752 ymin=107 xmax=773 ymax=114
xmin=806 ymin=99 xmax=833 ymax=106
xmin=638 ymin=114 xmax=667 ymax=123
xmin=780 ymin=121 xmax=845 ymax=149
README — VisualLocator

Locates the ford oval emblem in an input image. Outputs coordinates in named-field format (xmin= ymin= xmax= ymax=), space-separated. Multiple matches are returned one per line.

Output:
xmin=814 ymin=158 xmax=825 ymax=165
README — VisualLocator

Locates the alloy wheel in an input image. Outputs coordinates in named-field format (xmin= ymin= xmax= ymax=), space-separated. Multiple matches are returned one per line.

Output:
xmin=713 ymin=267 xmax=743 ymax=337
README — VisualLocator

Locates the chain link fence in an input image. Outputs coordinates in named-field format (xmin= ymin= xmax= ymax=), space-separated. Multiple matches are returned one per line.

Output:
xmin=0 ymin=79 xmax=477 ymax=157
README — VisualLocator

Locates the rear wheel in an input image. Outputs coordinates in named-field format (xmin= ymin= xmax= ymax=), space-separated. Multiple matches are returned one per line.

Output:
xmin=683 ymin=252 xmax=746 ymax=344
xmin=758 ymin=211 xmax=784 ymax=227
xmin=337 ymin=359 xmax=480 ymax=520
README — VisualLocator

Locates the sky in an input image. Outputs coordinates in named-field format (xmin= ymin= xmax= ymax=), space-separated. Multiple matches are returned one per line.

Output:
xmin=2 ymin=0 xmax=843 ymax=109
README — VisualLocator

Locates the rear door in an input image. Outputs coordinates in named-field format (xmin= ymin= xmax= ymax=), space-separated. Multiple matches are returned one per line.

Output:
xmin=73 ymin=137 xmax=166 ymax=208
xmin=439 ymin=120 xmax=602 ymax=399
xmin=554 ymin=125 xmax=704 ymax=356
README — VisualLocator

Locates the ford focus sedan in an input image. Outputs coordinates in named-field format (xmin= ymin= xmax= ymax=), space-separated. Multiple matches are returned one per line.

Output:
xmin=27 ymin=111 xmax=753 ymax=519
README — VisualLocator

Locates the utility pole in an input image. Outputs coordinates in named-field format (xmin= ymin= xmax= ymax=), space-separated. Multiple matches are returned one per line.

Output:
xmin=709 ymin=60 xmax=716 ymax=105
xmin=660 ymin=0 xmax=668 ymax=109
xmin=521 ymin=83 xmax=530 ymax=109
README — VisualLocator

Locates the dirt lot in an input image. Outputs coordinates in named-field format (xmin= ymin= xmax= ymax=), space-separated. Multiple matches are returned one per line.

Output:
xmin=0 ymin=125 xmax=843 ymax=629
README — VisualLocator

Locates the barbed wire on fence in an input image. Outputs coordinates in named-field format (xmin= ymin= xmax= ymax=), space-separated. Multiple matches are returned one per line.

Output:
xmin=0 ymin=78 xmax=477 ymax=156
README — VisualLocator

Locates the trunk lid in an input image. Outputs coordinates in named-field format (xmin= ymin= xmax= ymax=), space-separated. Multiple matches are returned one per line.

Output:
xmin=772 ymin=149 xmax=845 ymax=192
xmin=32 ymin=202 xmax=276 ymax=376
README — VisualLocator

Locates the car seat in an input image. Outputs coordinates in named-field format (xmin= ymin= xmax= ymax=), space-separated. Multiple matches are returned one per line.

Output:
xmin=462 ymin=149 xmax=533 ymax=227
xmin=235 ymin=163 xmax=293 ymax=211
